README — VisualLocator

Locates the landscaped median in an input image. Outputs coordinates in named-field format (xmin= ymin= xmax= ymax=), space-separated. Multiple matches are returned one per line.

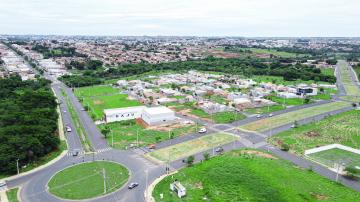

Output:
xmin=152 ymin=149 xmax=360 ymax=202
xmin=145 ymin=133 xmax=238 ymax=163
xmin=48 ymin=161 xmax=129 ymax=200
xmin=239 ymin=101 xmax=350 ymax=132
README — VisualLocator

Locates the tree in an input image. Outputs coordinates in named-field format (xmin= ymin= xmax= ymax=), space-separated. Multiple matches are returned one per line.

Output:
xmin=101 ymin=126 xmax=111 ymax=139
xmin=304 ymin=97 xmax=310 ymax=104
xmin=203 ymin=152 xmax=210 ymax=161
xmin=186 ymin=155 xmax=195 ymax=167
xmin=280 ymin=143 xmax=290 ymax=151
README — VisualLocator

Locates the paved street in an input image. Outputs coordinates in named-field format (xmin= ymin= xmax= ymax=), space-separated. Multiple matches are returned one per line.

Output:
xmin=4 ymin=61 xmax=360 ymax=201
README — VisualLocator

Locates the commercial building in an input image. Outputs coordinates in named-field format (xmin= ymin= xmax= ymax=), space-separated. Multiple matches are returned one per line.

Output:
xmin=104 ymin=106 xmax=176 ymax=126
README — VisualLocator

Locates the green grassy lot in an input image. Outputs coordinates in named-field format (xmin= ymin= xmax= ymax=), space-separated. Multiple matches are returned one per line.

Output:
xmin=98 ymin=120 xmax=197 ymax=149
xmin=321 ymin=68 xmax=335 ymax=76
xmin=250 ymin=75 xmax=330 ymax=86
xmin=81 ymin=94 xmax=142 ymax=120
xmin=244 ymin=105 xmax=286 ymax=114
xmin=307 ymin=148 xmax=360 ymax=169
xmin=6 ymin=188 xmax=19 ymax=202
xmin=48 ymin=161 xmax=129 ymax=200
xmin=153 ymin=149 xmax=360 ymax=202
xmin=240 ymin=101 xmax=349 ymax=132
xmin=103 ymin=70 xmax=183 ymax=84
xmin=75 ymin=85 xmax=120 ymax=97
xmin=146 ymin=133 xmax=237 ymax=162
xmin=191 ymin=109 xmax=246 ymax=123
xmin=269 ymin=110 xmax=360 ymax=154
xmin=338 ymin=60 xmax=360 ymax=97
xmin=235 ymin=48 xmax=309 ymax=58
xmin=268 ymin=95 xmax=307 ymax=106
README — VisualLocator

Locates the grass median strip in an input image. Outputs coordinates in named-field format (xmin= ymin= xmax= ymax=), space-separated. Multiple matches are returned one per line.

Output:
xmin=63 ymin=89 xmax=93 ymax=152
xmin=338 ymin=60 xmax=360 ymax=97
xmin=146 ymin=133 xmax=238 ymax=162
xmin=239 ymin=101 xmax=349 ymax=132
xmin=6 ymin=188 xmax=19 ymax=202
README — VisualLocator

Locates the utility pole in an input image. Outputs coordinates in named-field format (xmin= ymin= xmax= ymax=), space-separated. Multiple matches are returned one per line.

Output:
xmin=136 ymin=128 xmax=139 ymax=148
xmin=111 ymin=130 xmax=114 ymax=147
xmin=145 ymin=169 xmax=148 ymax=201
xmin=212 ymin=132 xmax=215 ymax=156
xmin=16 ymin=159 xmax=19 ymax=175
xmin=103 ymin=168 xmax=106 ymax=194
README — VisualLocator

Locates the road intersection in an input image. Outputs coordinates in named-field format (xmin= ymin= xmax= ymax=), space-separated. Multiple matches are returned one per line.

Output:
xmin=4 ymin=61 xmax=360 ymax=201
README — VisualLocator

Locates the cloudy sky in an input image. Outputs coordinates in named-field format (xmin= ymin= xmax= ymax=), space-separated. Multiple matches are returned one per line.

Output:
xmin=0 ymin=0 xmax=359 ymax=36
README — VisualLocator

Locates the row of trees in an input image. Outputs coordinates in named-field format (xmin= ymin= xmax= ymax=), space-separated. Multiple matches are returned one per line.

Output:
xmin=60 ymin=57 xmax=336 ymax=87
xmin=65 ymin=59 xmax=103 ymax=70
xmin=0 ymin=75 xmax=59 ymax=174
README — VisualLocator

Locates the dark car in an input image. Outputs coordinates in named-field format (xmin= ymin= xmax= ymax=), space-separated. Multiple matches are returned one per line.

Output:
xmin=215 ymin=147 xmax=224 ymax=153
xmin=128 ymin=182 xmax=139 ymax=189
xmin=72 ymin=149 xmax=80 ymax=157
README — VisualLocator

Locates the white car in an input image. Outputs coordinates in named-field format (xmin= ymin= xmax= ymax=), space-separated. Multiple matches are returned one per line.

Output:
xmin=256 ymin=114 xmax=262 ymax=119
xmin=198 ymin=128 xmax=207 ymax=133
xmin=66 ymin=126 xmax=72 ymax=132
xmin=0 ymin=181 xmax=6 ymax=188
xmin=269 ymin=113 xmax=273 ymax=117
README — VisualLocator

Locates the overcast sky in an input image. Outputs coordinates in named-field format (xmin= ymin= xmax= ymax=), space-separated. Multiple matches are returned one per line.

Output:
xmin=0 ymin=0 xmax=359 ymax=37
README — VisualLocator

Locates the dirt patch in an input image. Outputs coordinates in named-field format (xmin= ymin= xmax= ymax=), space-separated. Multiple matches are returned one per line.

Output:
xmin=304 ymin=131 xmax=321 ymax=138
xmin=208 ymin=50 xmax=242 ymax=59
xmin=146 ymin=121 xmax=194 ymax=132
xmin=93 ymin=100 xmax=103 ymax=105
xmin=177 ymin=109 xmax=212 ymax=122
xmin=240 ymin=150 xmax=277 ymax=159
xmin=310 ymin=192 xmax=329 ymax=200
xmin=194 ymin=182 xmax=203 ymax=189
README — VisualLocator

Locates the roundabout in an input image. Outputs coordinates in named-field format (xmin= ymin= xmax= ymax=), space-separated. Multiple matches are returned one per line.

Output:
xmin=47 ymin=161 xmax=129 ymax=200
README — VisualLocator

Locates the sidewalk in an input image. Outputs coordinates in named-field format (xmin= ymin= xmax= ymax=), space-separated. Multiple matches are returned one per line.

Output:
xmin=0 ymin=191 xmax=9 ymax=202
xmin=145 ymin=171 xmax=178 ymax=202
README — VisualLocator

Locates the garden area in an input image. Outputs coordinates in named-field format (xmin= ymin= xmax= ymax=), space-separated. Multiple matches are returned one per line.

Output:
xmin=240 ymin=101 xmax=349 ymax=132
xmin=146 ymin=133 xmax=237 ymax=162
xmin=98 ymin=120 xmax=198 ymax=149
xmin=269 ymin=110 xmax=360 ymax=154
xmin=48 ymin=161 xmax=129 ymax=200
xmin=152 ymin=149 xmax=360 ymax=202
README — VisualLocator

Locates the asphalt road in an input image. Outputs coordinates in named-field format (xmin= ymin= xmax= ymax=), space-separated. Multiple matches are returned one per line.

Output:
xmin=5 ymin=61 xmax=360 ymax=201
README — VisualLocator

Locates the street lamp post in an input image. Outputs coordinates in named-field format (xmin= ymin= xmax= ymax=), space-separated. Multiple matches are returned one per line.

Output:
xmin=16 ymin=159 xmax=19 ymax=175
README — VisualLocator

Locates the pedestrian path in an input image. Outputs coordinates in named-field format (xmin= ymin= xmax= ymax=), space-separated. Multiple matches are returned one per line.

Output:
xmin=96 ymin=147 xmax=112 ymax=154
xmin=132 ymin=155 xmax=158 ymax=169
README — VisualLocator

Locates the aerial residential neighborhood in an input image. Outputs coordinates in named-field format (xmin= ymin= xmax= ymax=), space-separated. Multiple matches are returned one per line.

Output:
xmin=1 ymin=1 xmax=360 ymax=202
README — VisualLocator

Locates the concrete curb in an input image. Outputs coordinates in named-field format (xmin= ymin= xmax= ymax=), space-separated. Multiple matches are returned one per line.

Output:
xmin=0 ymin=190 xmax=9 ymax=202
xmin=145 ymin=171 xmax=178 ymax=202
xmin=1 ymin=150 xmax=68 ymax=182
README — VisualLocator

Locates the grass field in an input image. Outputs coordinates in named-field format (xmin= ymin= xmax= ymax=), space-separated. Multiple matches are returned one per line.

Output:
xmin=307 ymin=148 xmax=360 ymax=169
xmin=250 ymin=75 xmax=330 ymax=86
xmin=338 ymin=60 xmax=360 ymax=97
xmin=239 ymin=101 xmax=349 ymax=132
xmin=146 ymin=133 xmax=237 ymax=162
xmin=238 ymin=48 xmax=309 ymax=58
xmin=75 ymin=85 xmax=120 ymax=97
xmin=6 ymin=188 xmax=19 ymax=202
xmin=269 ymin=110 xmax=360 ymax=154
xmin=268 ymin=95 xmax=307 ymax=106
xmin=244 ymin=105 xmax=286 ymax=114
xmin=153 ymin=149 xmax=360 ymax=202
xmin=321 ymin=68 xmax=335 ymax=76
xmin=82 ymin=94 xmax=142 ymax=120
xmin=190 ymin=109 xmax=246 ymax=123
xmin=98 ymin=120 xmax=197 ymax=149
xmin=48 ymin=161 xmax=129 ymax=200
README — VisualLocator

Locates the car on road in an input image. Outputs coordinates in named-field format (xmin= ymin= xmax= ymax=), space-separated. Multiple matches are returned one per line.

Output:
xmin=215 ymin=147 xmax=224 ymax=153
xmin=256 ymin=114 xmax=262 ymax=119
xmin=290 ymin=124 xmax=296 ymax=128
xmin=72 ymin=149 xmax=80 ymax=157
xmin=269 ymin=113 xmax=273 ymax=117
xmin=63 ymin=110 xmax=67 ymax=113
xmin=66 ymin=126 xmax=72 ymax=132
xmin=128 ymin=182 xmax=139 ymax=189
xmin=0 ymin=181 xmax=6 ymax=188
xmin=148 ymin=144 xmax=156 ymax=150
xmin=198 ymin=128 xmax=207 ymax=133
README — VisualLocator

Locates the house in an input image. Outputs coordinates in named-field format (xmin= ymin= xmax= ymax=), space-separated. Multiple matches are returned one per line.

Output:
xmin=116 ymin=80 xmax=128 ymax=87
xmin=141 ymin=106 xmax=176 ymax=126
xmin=104 ymin=106 xmax=146 ymax=123
xmin=233 ymin=98 xmax=252 ymax=109
xmin=157 ymin=97 xmax=177 ymax=104
xmin=297 ymin=87 xmax=317 ymax=96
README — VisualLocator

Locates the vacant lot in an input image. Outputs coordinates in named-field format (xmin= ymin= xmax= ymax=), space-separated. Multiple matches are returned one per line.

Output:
xmin=147 ymin=133 xmax=237 ymax=162
xmin=308 ymin=148 xmax=360 ymax=169
xmin=98 ymin=120 xmax=197 ymax=149
xmin=244 ymin=105 xmax=286 ymax=114
xmin=239 ymin=101 xmax=349 ymax=132
xmin=269 ymin=110 xmax=360 ymax=154
xmin=75 ymin=85 xmax=120 ymax=97
xmin=153 ymin=149 xmax=360 ymax=202
xmin=48 ymin=161 xmax=129 ymax=200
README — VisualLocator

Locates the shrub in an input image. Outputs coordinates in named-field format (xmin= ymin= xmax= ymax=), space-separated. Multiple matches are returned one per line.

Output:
xmin=203 ymin=152 xmax=210 ymax=161
xmin=186 ymin=156 xmax=195 ymax=167
xmin=280 ymin=143 xmax=290 ymax=151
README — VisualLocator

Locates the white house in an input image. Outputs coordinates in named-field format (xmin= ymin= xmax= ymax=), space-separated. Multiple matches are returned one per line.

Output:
xmin=141 ymin=106 xmax=176 ymax=126
xmin=104 ymin=106 xmax=146 ymax=123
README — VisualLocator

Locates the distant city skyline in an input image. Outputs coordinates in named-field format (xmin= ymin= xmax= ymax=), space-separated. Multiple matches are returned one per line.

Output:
xmin=0 ymin=0 xmax=359 ymax=37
